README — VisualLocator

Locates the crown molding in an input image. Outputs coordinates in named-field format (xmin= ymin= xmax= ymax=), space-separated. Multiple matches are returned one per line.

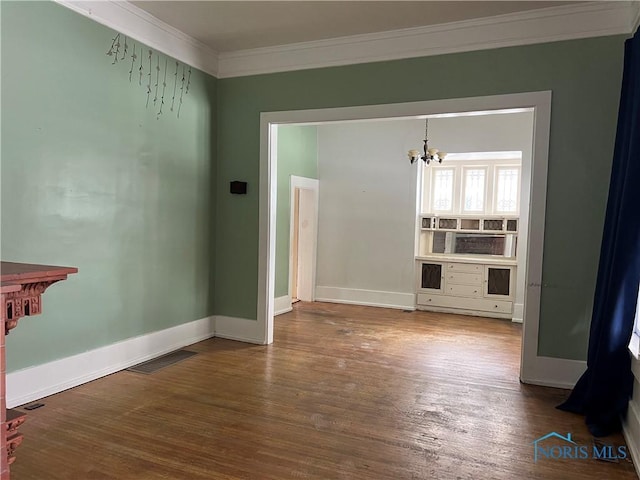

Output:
xmin=217 ymin=2 xmax=637 ymax=78
xmin=55 ymin=1 xmax=637 ymax=80
xmin=54 ymin=0 xmax=219 ymax=78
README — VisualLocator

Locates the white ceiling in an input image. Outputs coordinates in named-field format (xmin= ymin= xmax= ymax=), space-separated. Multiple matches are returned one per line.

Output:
xmin=130 ymin=1 xmax=581 ymax=52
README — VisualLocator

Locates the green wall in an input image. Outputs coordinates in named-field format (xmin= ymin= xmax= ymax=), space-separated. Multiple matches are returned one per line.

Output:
xmin=0 ymin=1 xmax=627 ymax=367
xmin=275 ymin=125 xmax=318 ymax=298
xmin=215 ymin=35 xmax=625 ymax=361
xmin=1 ymin=1 xmax=217 ymax=371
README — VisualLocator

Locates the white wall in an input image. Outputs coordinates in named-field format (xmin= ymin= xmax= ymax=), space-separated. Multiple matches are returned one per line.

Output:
xmin=315 ymin=119 xmax=423 ymax=309
xmin=315 ymin=112 xmax=534 ymax=312
xmin=428 ymin=112 xmax=534 ymax=153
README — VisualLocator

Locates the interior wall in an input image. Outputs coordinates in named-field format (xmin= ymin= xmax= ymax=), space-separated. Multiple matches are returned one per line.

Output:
xmin=275 ymin=125 xmax=318 ymax=298
xmin=316 ymin=119 xmax=422 ymax=299
xmin=216 ymin=35 xmax=625 ymax=361
xmin=428 ymin=113 xmax=534 ymax=153
xmin=1 ymin=2 xmax=217 ymax=372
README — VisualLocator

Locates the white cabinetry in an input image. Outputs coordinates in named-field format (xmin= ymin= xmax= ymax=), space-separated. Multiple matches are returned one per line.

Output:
xmin=416 ymin=259 xmax=515 ymax=319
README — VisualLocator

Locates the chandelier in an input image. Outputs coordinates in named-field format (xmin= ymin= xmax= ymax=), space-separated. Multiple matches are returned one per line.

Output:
xmin=408 ymin=118 xmax=447 ymax=165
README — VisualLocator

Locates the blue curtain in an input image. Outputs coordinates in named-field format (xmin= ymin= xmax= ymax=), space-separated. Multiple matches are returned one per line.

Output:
xmin=558 ymin=28 xmax=640 ymax=437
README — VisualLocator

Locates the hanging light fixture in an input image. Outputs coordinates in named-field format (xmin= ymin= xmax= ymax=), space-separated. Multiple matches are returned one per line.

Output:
xmin=408 ymin=118 xmax=447 ymax=165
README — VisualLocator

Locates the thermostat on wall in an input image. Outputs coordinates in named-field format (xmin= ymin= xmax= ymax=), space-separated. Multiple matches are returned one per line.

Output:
xmin=230 ymin=181 xmax=247 ymax=194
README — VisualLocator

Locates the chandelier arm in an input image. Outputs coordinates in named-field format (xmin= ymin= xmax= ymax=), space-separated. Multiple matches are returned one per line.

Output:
xmin=407 ymin=117 xmax=443 ymax=166
xmin=424 ymin=118 xmax=430 ymax=161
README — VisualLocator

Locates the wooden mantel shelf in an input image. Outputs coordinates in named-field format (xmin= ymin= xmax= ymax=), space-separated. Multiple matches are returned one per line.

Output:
xmin=1 ymin=262 xmax=77 ymax=334
xmin=0 ymin=261 xmax=77 ymax=480
xmin=1 ymin=261 xmax=78 ymax=282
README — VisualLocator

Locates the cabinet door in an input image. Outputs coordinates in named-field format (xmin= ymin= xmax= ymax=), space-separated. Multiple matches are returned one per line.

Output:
xmin=485 ymin=267 xmax=512 ymax=297
xmin=420 ymin=263 xmax=443 ymax=291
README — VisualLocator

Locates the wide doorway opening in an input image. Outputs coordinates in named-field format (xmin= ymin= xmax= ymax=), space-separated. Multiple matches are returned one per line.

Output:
xmin=258 ymin=93 xmax=552 ymax=384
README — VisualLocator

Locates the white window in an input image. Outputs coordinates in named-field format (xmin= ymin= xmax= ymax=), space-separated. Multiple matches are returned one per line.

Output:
xmin=463 ymin=168 xmax=486 ymax=212
xmin=495 ymin=167 xmax=520 ymax=213
xmin=630 ymin=282 xmax=640 ymax=358
xmin=432 ymin=168 xmax=454 ymax=211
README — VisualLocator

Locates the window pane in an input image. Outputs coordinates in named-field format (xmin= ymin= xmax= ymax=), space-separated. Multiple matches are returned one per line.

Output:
xmin=432 ymin=169 xmax=453 ymax=211
xmin=496 ymin=168 xmax=519 ymax=212
xmin=464 ymin=169 xmax=485 ymax=212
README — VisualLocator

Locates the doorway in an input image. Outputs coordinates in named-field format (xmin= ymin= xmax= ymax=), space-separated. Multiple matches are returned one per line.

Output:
xmin=258 ymin=92 xmax=556 ymax=386
xmin=288 ymin=176 xmax=319 ymax=304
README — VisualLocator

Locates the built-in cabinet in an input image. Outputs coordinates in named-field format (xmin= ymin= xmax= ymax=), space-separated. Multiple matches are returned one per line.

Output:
xmin=416 ymin=259 xmax=516 ymax=318
xmin=415 ymin=214 xmax=518 ymax=319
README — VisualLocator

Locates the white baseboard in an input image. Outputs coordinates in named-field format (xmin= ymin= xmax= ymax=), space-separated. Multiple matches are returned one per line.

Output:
xmin=214 ymin=315 xmax=263 ymax=344
xmin=6 ymin=316 xmax=215 ymax=408
xmin=512 ymin=302 xmax=524 ymax=323
xmin=274 ymin=295 xmax=292 ymax=316
xmin=315 ymin=286 xmax=415 ymax=311
xmin=623 ymin=388 xmax=640 ymax=479
xmin=520 ymin=356 xmax=587 ymax=389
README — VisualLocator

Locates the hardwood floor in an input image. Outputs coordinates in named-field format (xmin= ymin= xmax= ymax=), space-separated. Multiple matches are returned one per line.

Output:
xmin=10 ymin=303 xmax=638 ymax=479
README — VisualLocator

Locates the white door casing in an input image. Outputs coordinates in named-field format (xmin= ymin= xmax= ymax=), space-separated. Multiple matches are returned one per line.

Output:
xmin=258 ymin=92 xmax=577 ymax=387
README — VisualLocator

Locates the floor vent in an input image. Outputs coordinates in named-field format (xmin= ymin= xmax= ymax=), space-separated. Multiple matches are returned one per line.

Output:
xmin=126 ymin=349 xmax=198 ymax=374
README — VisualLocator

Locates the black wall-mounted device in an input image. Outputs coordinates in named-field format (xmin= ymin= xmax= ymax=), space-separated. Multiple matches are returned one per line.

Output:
xmin=230 ymin=181 xmax=247 ymax=195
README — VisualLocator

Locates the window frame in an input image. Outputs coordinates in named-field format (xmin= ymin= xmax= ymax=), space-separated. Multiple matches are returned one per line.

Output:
xmin=430 ymin=166 xmax=456 ymax=213
xmin=461 ymin=166 xmax=489 ymax=214
xmin=493 ymin=165 xmax=521 ymax=215
xmin=421 ymin=156 xmax=523 ymax=216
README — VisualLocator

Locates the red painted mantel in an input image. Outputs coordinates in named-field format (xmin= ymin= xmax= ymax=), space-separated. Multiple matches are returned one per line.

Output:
xmin=0 ymin=262 xmax=77 ymax=480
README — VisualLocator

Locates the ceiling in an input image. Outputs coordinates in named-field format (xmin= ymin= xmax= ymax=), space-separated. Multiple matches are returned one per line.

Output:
xmin=131 ymin=1 xmax=581 ymax=52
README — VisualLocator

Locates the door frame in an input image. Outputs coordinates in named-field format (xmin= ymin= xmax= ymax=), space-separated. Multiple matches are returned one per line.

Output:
xmin=257 ymin=92 xmax=574 ymax=387
xmin=288 ymin=175 xmax=319 ymax=305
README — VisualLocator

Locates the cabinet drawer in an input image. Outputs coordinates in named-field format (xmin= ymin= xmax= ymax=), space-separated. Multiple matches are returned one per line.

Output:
xmin=446 ymin=263 xmax=482 ymax=274
xmin=417 ymin=294 xmax=512 ymax=314
xmin=488 ymin=300 xmax=513 ymax=314
xmin=446 ymin=272 xmax=482 ymax=285
xmin=446 ymin=284 xmax=481 ymax=297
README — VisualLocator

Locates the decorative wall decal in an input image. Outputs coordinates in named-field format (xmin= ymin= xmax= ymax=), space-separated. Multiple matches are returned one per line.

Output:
xmin=158 ymin=57 xmax=168 ymax=119
xmin=106 ymin=31 xmax=191 ymax=119
xmin=138 ymin=47 xmax=144 ymax=86
xmin=170 ymin=61 xmax=178 ymax=112
xmin=121 ymin=36 xmax=128 ymax=61
xmin=146 ymin=50 xmax=152 ymax=108
xmin=106 ymin=33 xmax=119 ymax=60
xmin=177 ymin=64 xmax=186 ymax=118
xmin=153 ymin=55 xmax=160 ymax=106
xmin=109 ymin=33 xmax=121 ymax=65
xmin=129 ymin=43 xmax=137 ymax=82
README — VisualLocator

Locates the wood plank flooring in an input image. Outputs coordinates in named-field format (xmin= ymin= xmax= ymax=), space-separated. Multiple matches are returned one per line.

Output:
xmin=10 ymin=302 xmax=638 ymax=479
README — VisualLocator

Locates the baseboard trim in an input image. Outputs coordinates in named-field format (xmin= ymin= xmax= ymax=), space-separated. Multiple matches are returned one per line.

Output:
xmin=315 ymin=286 xmax=415 ymax=311
xmin=520 ymin=356 xmax=586 ymax=389
xmin=623 ymin=394 xmax=640 ymax=479
xmin=512 ymin=302 xmax=524 ymax=323
xmin=214 ymin=315 xmax=264 ymax=344
xmin=274 ymin=295 xmax=293 ymax=316
xmin=6 ymin=316 xmax=215 ymax=408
